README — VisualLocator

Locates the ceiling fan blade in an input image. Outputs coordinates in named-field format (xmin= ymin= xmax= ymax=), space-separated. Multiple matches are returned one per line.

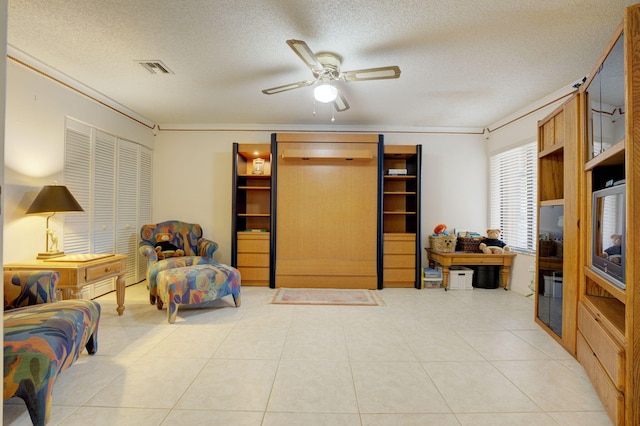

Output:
xmin=341 ymin=65 xmax=401 ymax=82
xmin=334 ymin=91 xmax=350 ymax=112
xmin=286 ymin=39 xmax=324 ymax=72
xmin=262 ymin=80 xmax=314 ymax=95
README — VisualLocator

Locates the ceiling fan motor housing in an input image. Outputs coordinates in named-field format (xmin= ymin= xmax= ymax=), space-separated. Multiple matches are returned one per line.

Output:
xmin=313 ymin=52 xmax=342 ymax=79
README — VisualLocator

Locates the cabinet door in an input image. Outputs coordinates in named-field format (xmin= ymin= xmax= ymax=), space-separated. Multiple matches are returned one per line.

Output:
xmin=137 ymin=146 xmax=153 ymax=283
xmin=117 ymin=139 xmax=140 ymax=286
xmin=63 ymin=121 xmax=92 ymax=254
xmin=93 ymin=130 xmax=116 ymax=254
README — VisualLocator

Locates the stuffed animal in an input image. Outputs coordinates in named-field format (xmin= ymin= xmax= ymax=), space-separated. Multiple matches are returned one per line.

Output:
xmin=601 ymin=233 xmax=622 ymax=264
xmin=479 ymin=228 xmax=511 ymax=254
xmin=155 ymin=233 xmax=184 ymax=259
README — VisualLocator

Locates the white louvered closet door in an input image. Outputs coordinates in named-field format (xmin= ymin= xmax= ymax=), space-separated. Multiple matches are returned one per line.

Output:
xmin=93 ymin=130 xmax=116 ymax=254
xmin=64 ymin=119 xmax=152 ymax=296
xmin=138 ymin=146 xmax=153 ymax=282
xmin=117 ymin=139 xmax=140 ymax=285
xmin=63 ymin=121 xmax=92 ymax=253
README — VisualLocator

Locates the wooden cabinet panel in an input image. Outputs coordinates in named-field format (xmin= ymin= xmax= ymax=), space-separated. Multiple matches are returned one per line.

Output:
xmin=237 ymin=253 xmax=270 ymax=268
xmin=238 ymin=267 xmax=270 ymax=281
xmin=577 ymin=332 xmax=624 ymax=425
xmin=275 ymin=136 xmax=380 ymax=289
xmin=237 ymin=234 xmax=270 ymax=252
xmin=578 ymin=302 xmax=626 ymax=388
xmin=384 ymin=254 xmax=415 ymax=268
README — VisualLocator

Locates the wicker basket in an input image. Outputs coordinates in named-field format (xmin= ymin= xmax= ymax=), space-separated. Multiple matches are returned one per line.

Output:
xmin=538 ymin=240 xmax=556 ymax=257
xmin=429 ymin=234 xmax=457 ymax=253
xmin=456 ymin=237 xmax=483 ymax=253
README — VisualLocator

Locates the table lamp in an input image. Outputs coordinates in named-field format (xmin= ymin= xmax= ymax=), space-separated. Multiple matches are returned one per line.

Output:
xmin=26 ymin=184 xmax=84 ymax=259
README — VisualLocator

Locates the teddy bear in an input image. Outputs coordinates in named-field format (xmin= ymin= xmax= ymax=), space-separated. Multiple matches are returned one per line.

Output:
xmin=601 ymin=233 xmax=622 ymax=264
xmin=154 ymin=232 xmax=184 ymax=259
xmin=479 ymin=228 xmax=511 ymax=254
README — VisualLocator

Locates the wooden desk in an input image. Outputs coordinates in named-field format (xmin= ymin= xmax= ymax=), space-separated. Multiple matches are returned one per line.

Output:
xmin=426 ymin=249 xmax=517 ymax=290
xmin=4 ymin=254 xmax=127 ymax=315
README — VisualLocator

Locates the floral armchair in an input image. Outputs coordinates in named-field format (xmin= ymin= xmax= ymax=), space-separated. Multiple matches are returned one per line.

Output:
xmin=139 ymin=220 xmax=220 ymax=304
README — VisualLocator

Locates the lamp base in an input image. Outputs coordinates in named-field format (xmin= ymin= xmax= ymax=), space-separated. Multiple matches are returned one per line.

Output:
xmin=37 ymin=251 xmax=65 ymax=260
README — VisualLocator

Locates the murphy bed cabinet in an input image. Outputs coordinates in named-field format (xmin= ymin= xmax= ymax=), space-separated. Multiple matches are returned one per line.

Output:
xmin=535 ymin=93 xmax=580 ymax=355
xmin=231 ymin=143 xmax=272 ymax=286
xmin=272 ymin=133 xmax=381 ymax=289
xmin=231 ymin=136 xmax=422 ymax=289
xmin=382 ymin=145 xmax=422 ymax=288
xmin=575 ymin=6 xmax=640 ymax=425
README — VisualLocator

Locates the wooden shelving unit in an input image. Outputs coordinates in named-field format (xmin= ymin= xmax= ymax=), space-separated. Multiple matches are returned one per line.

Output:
xmin=382 ymin=145 xmax=422 ymax=289
xmin=575 ymin=8 xmax=640 ymax=424
xmin=535 ymin=94 xmax=580 ymax=354
xmin=231 ymin=143 xmax=272 ymax=286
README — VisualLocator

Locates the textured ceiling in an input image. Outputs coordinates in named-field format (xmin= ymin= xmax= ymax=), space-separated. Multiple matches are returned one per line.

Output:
xmin=6 ymin=0 xmax=637 ymax=130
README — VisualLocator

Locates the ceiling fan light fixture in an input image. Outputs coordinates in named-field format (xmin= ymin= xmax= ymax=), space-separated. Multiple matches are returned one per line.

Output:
xmin=314 ymin=83 xmax=338 ymax=103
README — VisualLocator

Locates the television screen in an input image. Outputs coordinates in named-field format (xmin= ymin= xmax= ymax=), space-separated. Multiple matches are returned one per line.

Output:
xmin=592 ymin=183 xmax=626 ymax=289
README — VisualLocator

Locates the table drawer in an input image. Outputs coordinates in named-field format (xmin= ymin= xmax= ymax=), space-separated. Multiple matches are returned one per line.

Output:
xmin=577 ymin=301 xmax=625 ymax=388
xmin=85 ymin=259 xmax=124 ymax=282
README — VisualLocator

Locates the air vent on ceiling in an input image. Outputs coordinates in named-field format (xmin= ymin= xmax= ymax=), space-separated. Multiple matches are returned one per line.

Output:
xmin=136 ymin=60 xmax=173 ymax=74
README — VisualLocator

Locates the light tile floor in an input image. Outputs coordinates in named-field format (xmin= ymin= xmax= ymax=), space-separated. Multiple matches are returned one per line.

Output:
xmin=4 ymin=283 xmax=613 ymax=426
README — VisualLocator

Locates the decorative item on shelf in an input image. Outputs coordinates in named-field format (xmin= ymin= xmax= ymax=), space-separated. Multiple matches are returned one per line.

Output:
xmin=456 ymin=236 xmax=483 ymax=253
xmin=252 ymin=158 xmax=265 ymax=174
xmin=26 ymin=183 xmax=84 ymax=259
xmin=538 ymin=239 xmax=557 ymax=257
xmin=430 ymin=223 xmax=456 ymax=252
xmin=429 ymin=234 xmax=457 ymax=253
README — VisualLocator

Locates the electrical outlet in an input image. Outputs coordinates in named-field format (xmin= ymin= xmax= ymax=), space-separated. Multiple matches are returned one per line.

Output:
xmin=528 ymin=264 xmax=535 ymax=272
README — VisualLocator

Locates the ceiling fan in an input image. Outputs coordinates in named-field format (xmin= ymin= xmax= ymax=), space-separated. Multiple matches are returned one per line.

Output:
xmin=262 ymin=39 xmax=401 ymax=112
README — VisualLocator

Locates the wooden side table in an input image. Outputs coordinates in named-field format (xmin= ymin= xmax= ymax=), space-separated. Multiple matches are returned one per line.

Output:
xmin=426 ymin=249 xmax=517 ymax=291
xmin=4 ymin=254 xmax=127 ymax=315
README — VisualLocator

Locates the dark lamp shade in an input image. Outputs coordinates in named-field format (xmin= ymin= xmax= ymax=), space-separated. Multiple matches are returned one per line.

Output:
xmin=26 ymin=185 xmax=84 ymax=214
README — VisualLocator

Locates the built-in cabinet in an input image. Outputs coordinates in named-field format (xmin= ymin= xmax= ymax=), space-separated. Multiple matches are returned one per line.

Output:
xmin=574 ymin=7 xmax=639 ymax=425
xmin=231 ymin=135 xmax=422 ymax=289
xmin=535 ymin=94 xmax=580 ymax=354
xmin=231 ymin=143 xmax=272 ymax=286
xmin=64 ymin=119 xmax=152 ymax=298
xmin=382 ymin=145 xmax=422 ymax=288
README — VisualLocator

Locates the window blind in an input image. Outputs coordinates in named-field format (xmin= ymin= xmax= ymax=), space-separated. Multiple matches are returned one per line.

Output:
xmin=489 ymin=141 xmax=537 ymax=253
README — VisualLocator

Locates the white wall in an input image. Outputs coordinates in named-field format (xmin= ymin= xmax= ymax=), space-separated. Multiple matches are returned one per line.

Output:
xmin=3 ymin=60 xmax=154 ymax=263
xmin=153 ymin=130 xmax=487 ymax=266
xmin=4 ymin=48 xmax=578 ymax=296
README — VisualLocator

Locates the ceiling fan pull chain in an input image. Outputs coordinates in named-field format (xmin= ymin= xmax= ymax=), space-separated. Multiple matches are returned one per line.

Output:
xmin=312 ymin=98 xmax=316 ymax=116
xmin=331 ymin=108 xmax=335 ymax=122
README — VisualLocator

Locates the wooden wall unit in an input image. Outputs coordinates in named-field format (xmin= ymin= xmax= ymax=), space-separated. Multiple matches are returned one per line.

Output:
xmin=231 ymin=143 xmax=272 ymax=286
xmin=232 ymin=136 xmax=423 ymax=290
xmin=272 ymin=133 xmax=381 ymax=289
xmin=575 ymin=7 xmax=640 ymax=424
xmin=382 ymin=145 xmax=422 ymax=288
xmin=535 ymin=94 xmax=580 ymax=354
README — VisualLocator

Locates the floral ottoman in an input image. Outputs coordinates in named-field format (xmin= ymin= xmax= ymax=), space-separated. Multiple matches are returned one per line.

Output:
xmin=4 ymin=299 xmax=101 ymax=425
xmin=156 ymin=263 xmax=241 ymax=323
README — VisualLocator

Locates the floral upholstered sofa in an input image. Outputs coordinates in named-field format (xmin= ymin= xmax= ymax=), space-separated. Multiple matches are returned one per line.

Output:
xmin=139 ymin=220 xmax=220 ymax=304
xmin=3 ymin=270 xmax=101 ymax=425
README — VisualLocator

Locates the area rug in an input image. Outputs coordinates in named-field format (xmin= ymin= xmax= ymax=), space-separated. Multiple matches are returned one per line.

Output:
xmin=270 ymin=288 xmax=385 ymax=306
